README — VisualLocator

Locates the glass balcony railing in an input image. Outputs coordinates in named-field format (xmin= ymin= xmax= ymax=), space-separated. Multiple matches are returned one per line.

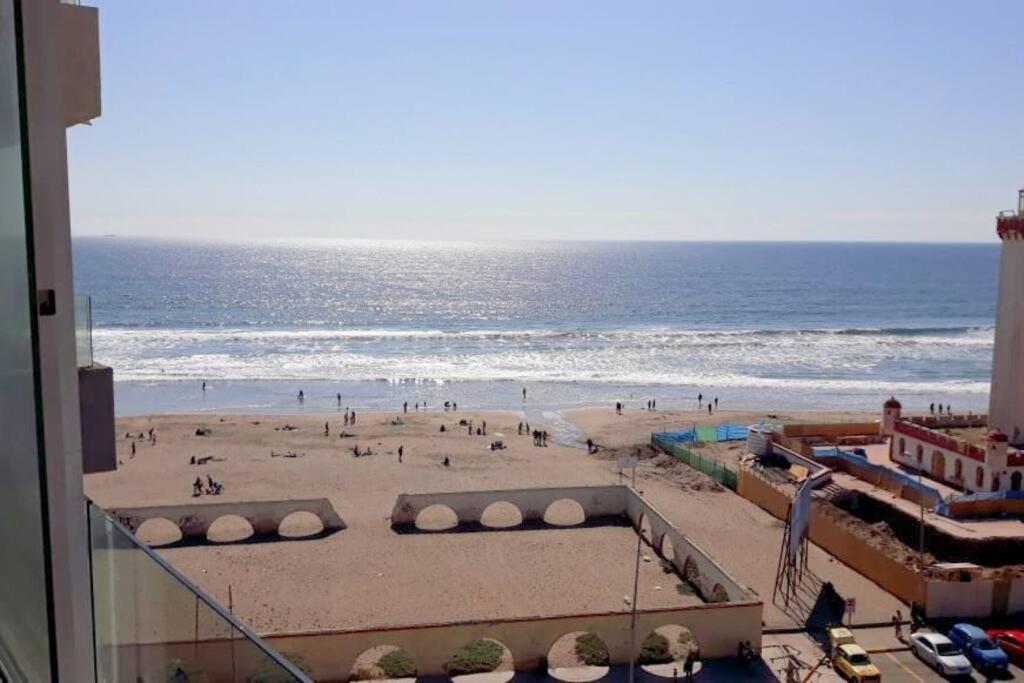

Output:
xmin=75 ymin=294 xmax=94 ymax=368
xmin=87 ymin=501 xmax=311 ymax=683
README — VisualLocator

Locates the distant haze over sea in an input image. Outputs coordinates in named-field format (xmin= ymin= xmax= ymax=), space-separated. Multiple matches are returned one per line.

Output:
xmin=74 ymin=237 xmax=998 ymax=416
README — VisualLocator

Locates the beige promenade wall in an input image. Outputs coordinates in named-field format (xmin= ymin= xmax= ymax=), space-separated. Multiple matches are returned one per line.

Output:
xmin=781 ymin=423 xmax=879 ymax=440
xmin=390 ymin=485 xmax=629 ymax=525
xmin=102 ymin=603 xmax=763 ymax=682
xmin=737 ymin=469 xmax=925 ymax=605
xmin=106 ymin=498 xmax=345 ymax=540
xmin=264 ymin=603 xmax=764 ymax=681
xmin=925 ymin=580 xmax=994 ymax=619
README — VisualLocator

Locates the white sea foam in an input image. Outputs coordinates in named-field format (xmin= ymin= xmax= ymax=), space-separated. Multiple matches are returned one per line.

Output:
xmin=92 ymin=324 xmax=995 ymax=395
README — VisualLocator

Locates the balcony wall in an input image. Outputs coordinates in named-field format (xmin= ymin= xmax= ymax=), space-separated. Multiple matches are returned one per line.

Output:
xmin=79 ymin=363 xmax=116 ymax=473
xmin=58 ymin=3 xmax=100 ymax=127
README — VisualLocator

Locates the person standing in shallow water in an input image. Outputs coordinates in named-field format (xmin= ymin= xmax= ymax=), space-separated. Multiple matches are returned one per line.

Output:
xmin=298 ymin=390 xmax=304 ymax=402
xmin=523 ymin=387 xmax=527 ymax=401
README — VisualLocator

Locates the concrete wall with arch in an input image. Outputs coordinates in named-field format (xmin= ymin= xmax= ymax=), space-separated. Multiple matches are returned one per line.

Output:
xmin=391 ymin=485 xmax=629 ymax=526
xmin=260 ymin=602 xmax=763 ymax=681
xmin=106 ymin=498 xmax=345 ymax=541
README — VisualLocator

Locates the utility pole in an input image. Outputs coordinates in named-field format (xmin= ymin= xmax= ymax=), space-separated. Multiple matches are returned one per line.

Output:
xmin=628 ymin=524 xmax=642 ymax=683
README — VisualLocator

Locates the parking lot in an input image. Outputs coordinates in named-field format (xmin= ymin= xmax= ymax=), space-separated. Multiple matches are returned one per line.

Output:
xmin=872 ymin=648 xmax=1024 ymax=681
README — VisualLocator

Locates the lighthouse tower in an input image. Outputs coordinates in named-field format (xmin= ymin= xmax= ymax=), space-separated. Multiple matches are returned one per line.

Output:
xmin=989 ymin=187 xmax=1024 ymax=443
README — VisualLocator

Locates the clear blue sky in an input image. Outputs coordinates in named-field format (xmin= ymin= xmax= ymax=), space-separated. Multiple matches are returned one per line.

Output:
xmin=68 ymin=1 xmax=1023 ymax=242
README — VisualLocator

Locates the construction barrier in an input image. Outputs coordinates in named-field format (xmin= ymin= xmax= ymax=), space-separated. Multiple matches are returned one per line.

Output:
xmin=651 ymin=435 xmax=738 ymax=490
xmin=654 ymin=424 xmax=750 ymax=445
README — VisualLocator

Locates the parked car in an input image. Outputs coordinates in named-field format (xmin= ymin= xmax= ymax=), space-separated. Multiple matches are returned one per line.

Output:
xmin=827 ymin=626 xmax=857 ymax=656
xmin=947 ymin=623 xmax=1009 ymax=672
xmin=988 ymin=629 xmax=1024 ymax=667
xmin=832 ymin=643 xmax=881 ymax=682
xmin=909 ymin=632 xmax=972 ymax=678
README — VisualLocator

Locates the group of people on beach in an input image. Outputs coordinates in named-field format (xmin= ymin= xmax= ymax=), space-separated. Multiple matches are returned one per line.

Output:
xmin=192 ymin=474 xmax=223 ymax=497
xmin=124 ymin=428 xmax=157 ymax=458
xmin=929 ymin=402 xmax=953 ymax=416
xmin=698 ymin=393 xmax=719 ymax=414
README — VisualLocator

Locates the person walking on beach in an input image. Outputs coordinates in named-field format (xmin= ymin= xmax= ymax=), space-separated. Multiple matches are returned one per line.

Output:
xmin=398 ymin=445 xmax=403 ymax=463
xmin=344 ymin=411 xmax=349 ymax=426
xmin=298 ymin=389 xmax=304 ymax=402
xmin=202 ymin=381 xmax=206 ymax=392
xmin=708 ymin=403 xmax=713 ymax=415
xmin=652 ymin=399 xmax=656 ymax=410
xmin=714 ymin=397 xmax=719 ymax=409
xmin=130 ymin=441 xmax=136 ymax=457
xmin=938 ymin=402 xmax=943 ymax=415
xmin=482 ymin=420 xmax=487 ymax=435
xmin=518 ymin=422 xmax=523 ymax=435
xmin=930 ymin=402 xmax=935 ymax=414
xmin=403 ymin=401 xmax=408 ymax=414
xmin=698 ymin=392 xmax=703 ymax=408
xmin=324 ymin=421 xmax=329 ymax=437
xmin=453 ymin=402 xmax=457 ymax=411
xmin=337 ymin=393 xmax=341 ymax=406
xmin=350 ymin=411 xmax=356 ymax=424
xmin=523 ymin=387 xmax=527 ymax=401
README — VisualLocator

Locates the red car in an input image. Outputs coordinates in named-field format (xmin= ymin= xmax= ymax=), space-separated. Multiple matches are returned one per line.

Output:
xmin=988 ymin=630 xmax=1024 ymax=666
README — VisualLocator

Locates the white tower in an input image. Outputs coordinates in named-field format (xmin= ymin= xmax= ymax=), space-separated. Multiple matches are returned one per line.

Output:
xmin=989 ymin=187 xmax=1024 ymax=443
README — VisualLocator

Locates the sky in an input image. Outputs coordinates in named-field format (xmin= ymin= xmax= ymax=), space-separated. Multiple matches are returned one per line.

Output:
xmin=67 ymin=1 xmax=1024 ymax=242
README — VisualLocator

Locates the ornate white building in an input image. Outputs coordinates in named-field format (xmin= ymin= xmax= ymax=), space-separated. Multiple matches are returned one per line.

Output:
xmin=884 ymin=188 xmax=1024 ymax=494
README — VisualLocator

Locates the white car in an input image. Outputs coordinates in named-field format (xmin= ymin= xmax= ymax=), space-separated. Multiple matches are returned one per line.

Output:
xmin=910 ymin=632 xmax=973 ymax=677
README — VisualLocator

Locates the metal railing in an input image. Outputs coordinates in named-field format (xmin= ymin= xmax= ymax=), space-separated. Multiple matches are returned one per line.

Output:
xmin=87 ymin=501 xmax=311 ymax=683
xmin=74 ymin=294 xmax=93 ymax=368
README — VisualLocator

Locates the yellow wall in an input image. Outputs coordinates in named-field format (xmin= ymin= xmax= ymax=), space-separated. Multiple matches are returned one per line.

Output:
xmin=737 ymin=469 xmax=925 ymax=605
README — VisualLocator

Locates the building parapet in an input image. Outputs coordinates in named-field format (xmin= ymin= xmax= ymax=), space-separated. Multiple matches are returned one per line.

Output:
xmin=894 ymin=420 xmax=986 ymax=463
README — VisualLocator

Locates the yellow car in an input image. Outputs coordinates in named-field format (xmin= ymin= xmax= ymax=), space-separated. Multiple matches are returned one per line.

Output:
xmin=832 ymin=643 xmax=881 ymax=682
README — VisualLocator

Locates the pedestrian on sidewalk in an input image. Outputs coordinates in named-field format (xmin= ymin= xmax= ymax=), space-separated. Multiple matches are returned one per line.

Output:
xmin=893 ymin=609 xmax=903 ymax=641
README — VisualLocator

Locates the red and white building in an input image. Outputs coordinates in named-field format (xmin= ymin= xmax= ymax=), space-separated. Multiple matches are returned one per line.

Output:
xmin=884 ymin=188 xmax=1024 ymax=494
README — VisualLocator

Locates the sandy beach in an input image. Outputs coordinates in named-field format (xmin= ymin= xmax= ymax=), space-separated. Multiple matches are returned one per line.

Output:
xmin=85 ymin=405 xmax=901 ymax=636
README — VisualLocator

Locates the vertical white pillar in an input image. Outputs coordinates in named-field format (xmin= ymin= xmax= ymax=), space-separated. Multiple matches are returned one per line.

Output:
xmin=990 ymin=225 xmax=1024 ymax=442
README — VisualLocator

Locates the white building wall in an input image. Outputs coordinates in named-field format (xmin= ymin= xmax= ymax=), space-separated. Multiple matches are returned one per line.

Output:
xmin=891 ymin=433 xmax=991 ymax=493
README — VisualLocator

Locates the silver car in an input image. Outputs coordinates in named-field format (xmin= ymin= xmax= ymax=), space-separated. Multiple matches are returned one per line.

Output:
xmin=910 ymin=632 xmax=973 ymax=678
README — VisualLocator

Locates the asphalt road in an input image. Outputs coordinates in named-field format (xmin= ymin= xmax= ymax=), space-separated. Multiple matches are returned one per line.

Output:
xmin=873 ymin=649 xmax=1024 ymax=682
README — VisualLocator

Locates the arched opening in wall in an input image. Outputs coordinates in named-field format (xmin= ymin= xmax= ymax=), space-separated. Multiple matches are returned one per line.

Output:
xmin=992 ymin=474 xmax=1002 ymax=492
xmin=543 ymin=499 xmax=586 ymax=526
xmin=277 ymin=510 xmax=325 ymax=539
xmin=639 ymin=625 xmax=700 ymax=678
xmin=546 ymin=631 xmax=610 ymax=682
xmin=480 ymin=501 xmax=523 ymax=529
xmin=931 ymin=450 xmax=946 ymax=481
xmin=676 ymin=555 xmax=699 ymax=597
xmin=349 ymin=645 xmax=417 ymax=681
xmin=414 ymin=504 xmax=459 ymax=531
xmin=638 ymin=513 xmax=654 ymax=545
xmin=710 ymin=582 xmax=731 ymax=603
xmin=447 ymin=638 xmax=514 ymax=680
xmin=206 ymin=515 xmax=255 ymax=543
xmin=915 ymin=445 xmax=923 ymax=465
xmin=977 ymin=466 xmax=985 ymax=489
xmin=660 ymin=535 xmax=677 ymax=568
xmin=898 ymin=438 xmax=906 ymax=456
xmin=954 ymin=459 xmax=963 ymax=483
xmin=134 ymin=517 xmax=182 ymax=547
xmin=1013 ymin=472 xmax=1023 ymax=492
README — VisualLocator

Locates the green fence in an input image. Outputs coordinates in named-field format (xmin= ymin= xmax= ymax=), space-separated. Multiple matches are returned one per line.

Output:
xmin=651 ymin=435 xmax=738 ymax=490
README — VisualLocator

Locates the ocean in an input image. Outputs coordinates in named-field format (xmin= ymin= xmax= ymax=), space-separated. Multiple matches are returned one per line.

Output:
xmin=73 ymin=237 xmax=998 ymax=416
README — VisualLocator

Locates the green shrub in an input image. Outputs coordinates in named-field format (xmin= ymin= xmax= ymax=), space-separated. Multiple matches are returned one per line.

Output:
xmin=711 ymin=584 xmax=731 ymax=603
xmin=379 ymin=649 xmax=417 ymax=678
xmin=639 ymin=633 xmax=673 ymax=664
xmin=574 ymin=633 xmax=610 ymax=666
xmin=449 ymin=639 xmax=504 ymax=675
